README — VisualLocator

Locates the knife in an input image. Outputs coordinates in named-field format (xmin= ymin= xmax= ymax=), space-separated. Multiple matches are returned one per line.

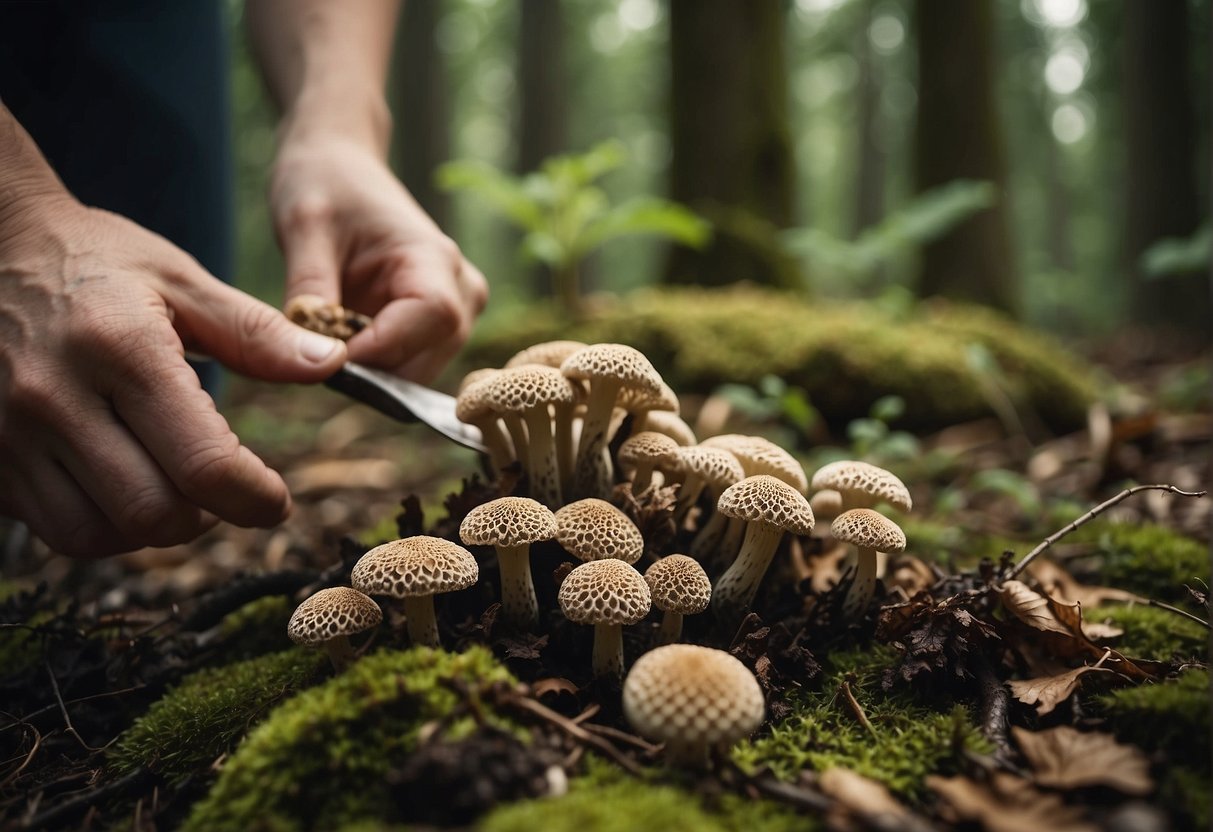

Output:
xmin=324 ymin=362 xmax=486 ymax=453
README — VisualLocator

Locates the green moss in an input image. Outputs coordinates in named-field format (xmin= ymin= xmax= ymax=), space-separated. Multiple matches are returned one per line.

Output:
xmin=215 ymin=596 xmax=297 ymax=661
xmin=732 ymin=646 xmax=989 ymax=800
xmin=1067 ymin=521 xmax=1210 ymax=602
xmin=465 ymin=287 xmax=1098 ymax=432
xmin=0 ymin=611 xmax=53 ymax=677
xmin=1087 ymin=604 xmax=1208 ymax=660
xmin=109 ymin=648 xmax=326 ymax=781
xmin=183 ymin=646 xmax=516 ymax=832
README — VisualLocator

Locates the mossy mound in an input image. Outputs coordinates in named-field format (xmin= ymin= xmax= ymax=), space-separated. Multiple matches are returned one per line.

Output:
xmin=465 ymin=286 xmax=1100 ymax=432
xmin=1065 ymin=521 xmax=1211 ymax=602
xmin=109 ymin=648 xmax=326 ymax=781
xmin=183 ymin=646 xmax=516 ymax=832
xmin=1087 ymin=604 xmax=1208 ymax=661
xmin=731 ymin=646 xmax=989 ymax=799
xmin=215 ymin=595 xmax=297 ymax=661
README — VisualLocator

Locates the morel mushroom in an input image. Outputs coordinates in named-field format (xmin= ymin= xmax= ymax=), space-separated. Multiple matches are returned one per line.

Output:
xmin=558 ymin=559 xmax=651 ymax=679
xmin=287 ymin=587 xmax=382 ymax=671
xmin=460 ymin=496 xmax=557 ymax=630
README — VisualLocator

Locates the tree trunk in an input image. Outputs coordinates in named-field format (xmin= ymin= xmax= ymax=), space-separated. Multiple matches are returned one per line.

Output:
xmin=392 ymin=0 xmax=450 ymax=228
xmin=854 ymin=0 xmax=885 ymax=234
xmin=664 ymin=0 xmax=799 ymax=288
xmin=913 ymin=0 xmax=1017 ymax=312
xmin=1122 ymin=0 xmax=1208 ymax=330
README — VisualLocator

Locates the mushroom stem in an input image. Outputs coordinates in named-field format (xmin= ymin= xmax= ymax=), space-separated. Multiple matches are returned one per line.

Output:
xmin=592 ymin=622 xmax=625 ymax=679
xmin=630 ymin=460 xmax=657 ymax=495
xmin=554 ymin=400 xmax=577 ymax=496
xmin=663 ymin=739 xmax=711 ymax=770
xmin=842 ymin=546 xmax=878 ymax=618
xmin=711 ymin=521 xmax=784 ymax=625
xmin=321 ymin=636 xmax=355 ymax=672
xmin=522 ymin=407 xmax=562 ymax=508
xmin=402 ymin=594 xmax=441 ymax=648
xmin=496 ymin=544 xmax=539 ymax=630
xmin=501 ymin=413 xmax=530 ymax=466
xmin=673 ymin=472 xmax=706 ymax=527
xmin=656 ymin=611 xmax=684 ymax=646
xmin=573 ymin=380 xmax=621 ymax=500
xmin=689 ymin=510 xmax=729 ymax=562
xmin=708 ymin=516 xmax=747 ymax=576
xmin=470 ymin=417 xmax=514 ymax=474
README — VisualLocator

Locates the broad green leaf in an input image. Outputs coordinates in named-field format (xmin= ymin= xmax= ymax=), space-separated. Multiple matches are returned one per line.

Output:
xmin=519 ymin=231 xmax=567 ymax=268
xmin=436 ymin=161 xmax=545 ymax=231
xmin=576 ymin=197 xmax=711 ymax=257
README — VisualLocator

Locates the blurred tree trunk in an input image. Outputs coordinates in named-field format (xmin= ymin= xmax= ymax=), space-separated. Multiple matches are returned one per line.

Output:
xmin=854 ymin=0 xmax=885 ymax=234
xmin=663 ymin=0 xmax=799 ymax=288
xmin=516 ymin=0 xmax=568 ymax=298
xmin=1122 ymin=0 xmax=1208 ymax=330
xmin=913 ymin=0 xmax=1017 ymax=312
xmin=392 ymin=0 xmax=449 ymax=228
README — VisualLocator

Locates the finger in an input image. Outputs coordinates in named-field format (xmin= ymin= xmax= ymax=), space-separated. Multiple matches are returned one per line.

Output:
xmin=458 ymin=258 xmax=490 ymax=317
xmin=397 ymin=336 xmax=465 ymax=386
xmin=345 ymin=290 xmax=469 ymax=375
xmin=278 ymin=200 xmax=344 ymax=303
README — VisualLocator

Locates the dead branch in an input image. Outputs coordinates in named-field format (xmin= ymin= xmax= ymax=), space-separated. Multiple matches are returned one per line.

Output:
xmin=495 ymin=692 xmax=645 ymax=776
xmin=1147 ymin=598 xmax=1211 ymax=630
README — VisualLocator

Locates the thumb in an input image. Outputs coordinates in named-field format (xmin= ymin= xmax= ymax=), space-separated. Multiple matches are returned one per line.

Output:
xmin=172 ymin=275 xmax=347 ymax=383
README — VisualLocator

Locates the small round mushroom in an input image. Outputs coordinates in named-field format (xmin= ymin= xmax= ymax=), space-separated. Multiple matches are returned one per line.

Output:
xmin=351 ymin=536 xmax=479 ymax=648
xmin=615 ymin=380 xmax=679 ymax=439
xmin=455 ymin=371 xmax=516 ymax=474
xmin=641 ymin=410 xmax=697 ymax=446
xmin=810 ymin=460 xmax=912 ymax=513
xmin=673 ymin=445 xmax=745 ymax=528
xmin=460 ymin=497 xmax=557 ymax=630
xmin=558 ymin=559 xmax=651 ymax=679
xmin=486 ymin=365 xmax=575 ymax=507
xmin=644 ymin=555 xmax=711 ymax=644
xmin=622 ymin=644 xmax=765 ymax=768
xmin=832 ymin=509 xmax=906 ymax=619
xmin=618 ymin=431 xmax=681 ymax=495
xmin=553 ymin=498 xmax=645 ymax=565
xmin=504 ymin=340 xmax=589 ymax=370
xmin=710 ymin=475 xmax=815 ymax=626
xmin=287 ymin=587 xmax=382 ymax=671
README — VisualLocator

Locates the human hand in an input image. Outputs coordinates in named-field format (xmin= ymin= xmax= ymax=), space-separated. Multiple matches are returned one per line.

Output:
xmin=270 ymin=135 xmax=488 ymax=384
xmin=0 ymin=195 xmax=348 ymax=557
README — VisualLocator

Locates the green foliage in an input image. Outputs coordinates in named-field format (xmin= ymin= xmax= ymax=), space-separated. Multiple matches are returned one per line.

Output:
xmin=1087 ymin=604 xmax=1207 ymax=661
xmin=183 ymin=647 xmax=516 ymax=832
xmin=1141 ymin=224 xmax=1211 ymax=278
xmin=845 ymin=395 xmax=922 ymax=463
xmin=109 ymin=648 xmax=326 ymax=781
xmin=784 ymin=180 xmax=997 ymax=289
xmin=1065 ymin=521 xmax=1210 ymax=602
xmin=732 ymin=646 xmax=989 ymax=799
xmin=711 ymin=374 xmax=822 ymax=449
xmin=215 ymin=596 xmax=297 ymax=662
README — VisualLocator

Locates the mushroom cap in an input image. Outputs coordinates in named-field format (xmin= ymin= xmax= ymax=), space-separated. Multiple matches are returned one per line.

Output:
xmin=485 ymin=364 xmax=575 ymax=414
xmin=617 ymin=431 xmax=681 ymax=471
xmin=716 ymin=475 xmax=816 ymax=536
xmin=810 ymin=460 xmax=912 ymax=512
xmin=287 ymin=587 xmax=382 ymax=646
xmin=703 ymin=435 xmax=807 ymax=493
xmin=554 ymin=498 xmax=645 ymax=564
xmin=558 ymin=558 xmax=651 ymax=626
xmin=351 ymin=536 xmax=479 ymax=598
xmin=644 ymin=555 xmax=711 ymax=615
xmin=677 ymin=446 xmax=745 ymax=490
xmin=459 ymin=496 xmax=558 ymax=548
xmin=505 ymin=340 xmax=588 ymax=369
xmin=455 ymin=373 xmax=501 ymax=422
xmin=560 ymin=343 xmax=664 ymax=397
xmin=808 ymin=489 xmax=844 ymax=520
xmin=623 ymin=644 xmax=765 ymax=750
xmin=831 ymin=509 xmax=906 ymax=552
xmin=458 ymin=367 xmax=500 ymax=394
xmin=616 ymin=380 xmax=680 ymax=415
xmin=642 ymin=411 xmax=697 ymax=446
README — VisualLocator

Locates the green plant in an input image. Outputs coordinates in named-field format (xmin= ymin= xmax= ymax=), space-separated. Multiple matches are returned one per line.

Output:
xmin=1140 ymin=223 xmax=1211 ymax=278
xmin=711 ymin=374 xmax=821 ymax=449
xmin=844 ymin=395 xmax=921 ymax=463
xmin=437 ymin=141 xmax=710 ymax=316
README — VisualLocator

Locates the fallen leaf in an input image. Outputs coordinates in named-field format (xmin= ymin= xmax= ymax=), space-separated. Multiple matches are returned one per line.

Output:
xmin=1012 ymin=726 xmax=1154 ymax=795
xmin=999 ymin=580 xmax=1080 ymax=637
xmin=1007 ymin=665 xmax=1117 ymax=715
xmin=1080 ymin=621 xmax=1124 ymax=641
xmin=531 ymin=677 xmax=579 ymax=699
xmin=885 ymin=554 xmax=936 ymax=597
xmin=819 ymin=767 xmax=921 ymax=829
xmin=1028 ymin=560 xmax=1144 ymax=607
xmin=929 ymin=772 xmax=1096 ymax=832
xmin=807 ymin=542 xmax=849 ymax=594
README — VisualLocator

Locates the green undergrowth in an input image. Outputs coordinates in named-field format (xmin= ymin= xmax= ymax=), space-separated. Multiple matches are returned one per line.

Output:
xmin=211 ymin=595 xmax=298 ymax=662
xmin=183 ymin=646 xmax=516 ymax=832
xmin=732 ymin=646 xmax=989 ymax=800
xmin=109 ymin=648 xmax=326 ymax=781
xmin=480 ymin=759 xmax=812 ymax=832
xmin=464 ymin=286 xmax=1099 ymax=432
xmin=1067 ymin=521 xmax=1210 ymax=602
xmin=1087 ymin=604 xmax=1208 ymax=660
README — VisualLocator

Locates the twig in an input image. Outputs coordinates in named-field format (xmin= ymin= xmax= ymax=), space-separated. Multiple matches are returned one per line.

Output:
xmin=22 ymin=767 xmax=157 ymax=830
xmin=1147 ymin=599 xmax=1211 ymax=630
xmin=836 ymin=677 xmax=876 ymax=737
xmin=0 ymin=685 xmax=147 ymax=735
xmin=45 ymin=660 xmax=104 ymax=753
xmin=581 ymin=722 xmax=661 ymax=754
xmin=497 ymin=693 xmax=645 ymax=776
xmin=1003 ymin=485 xmax=1206 ymax=581
xmin=0 ymin=722 xmax=40 ymax=789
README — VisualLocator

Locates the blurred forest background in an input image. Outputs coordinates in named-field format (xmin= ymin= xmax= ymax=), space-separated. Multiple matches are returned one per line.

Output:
xmin=228 ymin=0 xmax=1211 ymax=339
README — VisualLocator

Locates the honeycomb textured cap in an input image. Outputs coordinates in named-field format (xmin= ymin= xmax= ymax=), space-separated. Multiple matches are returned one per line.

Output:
xmin=810 ymin=460 xmax=912 ymax=512
xmin=455 ymin=373 xmax=500 ymax=422
xmin=458 ymin=367 xmax=499 ymax=394
xmin=505 ymin=340 xmax=588 ymax=369
xmin=703 ymin=435 xmax=807 ymax=493
xmin=642 ymin=411 xmax=697 ymax=446
xmin=616 ymin=380 xmax=679 ymax=415
xmin=716 ymin=475 xmax=815 ymax=535
xmin=618 ymin=431 xmax=681 ymax=469
xmin=560 ymin=343 xmax=664 ymax=395
xmin=831 ymin=509 xmax=906 ymax=552
xmin=558 ymin=559 xmax=651 ymax=625
xmin=287 ymin=587 xmax=382 ymax=646
xmin=460 ymin=497 xmax=557 ymax=548
xmin=351 ymin=536 xmax=479 ymax=597
xmin=623 ymin=644 xmax=764 ymax=748
xmin=554 ymin=499 xmax=645 ymax=564
xmin=645 ymin=555 xmax=711 ymax=615
xmin=486 ymin=364 xmax=575 ymax=413
xmin=677 ymin=446 xmax=745 ymax=489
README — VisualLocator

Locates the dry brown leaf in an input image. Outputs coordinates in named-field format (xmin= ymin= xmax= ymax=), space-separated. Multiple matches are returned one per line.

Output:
xmin=999 ymin=580 xmax=1082 ymax=637
xmin=928 ymin=772 xmax=1096 ymax=832
xmin=1028 ymin=559 xmax=1144 ymax=607
xmin=819 ymin=767 xmax=917 ymax=829
xmin=1013 ymin=726 xmax=1154 ymax=795
xmin=807 ymin=543 xmax=849 ymax=594
xmin=885 ymin=554 xmax=936 ymax=597
xmin=1007 ymin=665 xmax=1116 ymax=716
xmin=1080 ymin=621 xmax=1124 ymax=641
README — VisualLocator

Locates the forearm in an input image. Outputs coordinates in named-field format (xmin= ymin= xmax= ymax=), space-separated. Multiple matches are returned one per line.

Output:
xmin=246 ymin=0 xmax=401 ymax=157
xmin=0 ymin=102 xmax=75 ymax=238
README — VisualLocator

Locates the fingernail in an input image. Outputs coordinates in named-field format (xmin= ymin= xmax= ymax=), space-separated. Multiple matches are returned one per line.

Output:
xmin=298 ymin=331 xmax=344 ymax=363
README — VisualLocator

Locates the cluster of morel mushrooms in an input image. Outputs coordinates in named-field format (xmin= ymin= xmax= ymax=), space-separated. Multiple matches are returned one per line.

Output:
xmin=285 ymin=336 xmax=912 ymax=767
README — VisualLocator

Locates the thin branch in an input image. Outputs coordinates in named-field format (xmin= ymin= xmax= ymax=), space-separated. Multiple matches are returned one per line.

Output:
xmin=581 ymin=722 xmax=661 ymax=754
xmin=0 ymin=722 xmax=41 ymax=789
xmin=1003 ymin=485 xmax=1206 ymax=581
xmin=498 ymin=693 xmax=645 ymax=776
xmin=837 ymin=678 xmax=876 ymax=737
xmin=1147 ymin=599 xmax=1211 ymax=630
xmin=45 ymin=660 xmax=104 ymax=753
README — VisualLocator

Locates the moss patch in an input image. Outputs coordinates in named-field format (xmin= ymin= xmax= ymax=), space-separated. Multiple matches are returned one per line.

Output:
xmin=1087 ymin=604 xmax=1208 ymax=661
xmin=214 ymin=595 xmax=297 ymax=662
xmin=465 ymin=286 xmax=1099 ymax=432
xmin=1067 ymin=521 xmax=1210 ymax=602
xmin=183 ymin=646 xmax=516 ymax=832
xmin=109 ymin=648 xmax=326 ymax=781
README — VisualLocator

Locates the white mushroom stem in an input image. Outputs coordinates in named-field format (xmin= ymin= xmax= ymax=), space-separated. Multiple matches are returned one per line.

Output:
xmin=321 ymin=636 xmax=355 ymax=672
xmin=402 ymin=594 xmax=441 ymax=648
xmin=689 ymin=509 xmax=729 ymax=562
xmin=708 ymin=516 xmax=747 ymax=575
xmin=501 ymin=413 xmax=530 ymax=465
xmin=711 ymin=521 xmax=785 ymax=624
xmin=472 ymin=417 xmax=514 ymax=474
xmin=522 ymin=407 xmax=562 ymax=508
xmin=631 ymin=460 xmax=658 ymax=495
xmin=842 ymin=546 xmax=878 ymax=618
xmin=496 ymin=544 xmax=539 ymax=630
xmin=554 ymin=400 xmax=577 ymax=495
xmin=573 ymin=380 xmax=621 ymax=499
xmin=592 ymin=622 xmax=626 ymax=679
xmin=656 ymin=611 xmax=684 ymax=646
xmin=673 ymin=472 xmax=707 ymax=527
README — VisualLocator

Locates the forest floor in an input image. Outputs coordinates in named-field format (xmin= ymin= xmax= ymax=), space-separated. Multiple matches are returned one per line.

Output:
xmin=0 ymin=323 xmax=1209 ymax=831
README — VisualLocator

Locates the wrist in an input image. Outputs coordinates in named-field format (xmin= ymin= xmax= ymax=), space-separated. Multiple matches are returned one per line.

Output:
xmin=278 ymin=82 xmax=392 ymax=161
xmin=0 ymin=118 xmax=79 ymax=248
